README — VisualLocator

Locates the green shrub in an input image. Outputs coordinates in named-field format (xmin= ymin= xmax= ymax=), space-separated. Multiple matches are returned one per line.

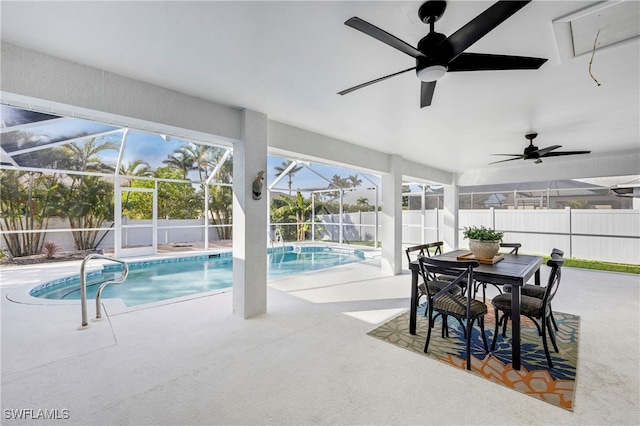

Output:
xmin=462 ymin=226 xmax=503 ymax=241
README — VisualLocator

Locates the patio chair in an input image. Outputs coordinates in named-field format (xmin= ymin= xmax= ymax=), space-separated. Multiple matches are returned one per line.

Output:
xmin=418 ymin=256 xmax=489 ymax=370
xmin=405 ymin=242 xmax=461 ymax=311
xmin=491 ymin=254 xmax=564 ymax=368
xmin=503 ymin=248 xmax=563 ymax=330
xmin=406 ymin=241 xmax=468 ymax=293
xmin=473 ymin=242 xmax=521 ymax=302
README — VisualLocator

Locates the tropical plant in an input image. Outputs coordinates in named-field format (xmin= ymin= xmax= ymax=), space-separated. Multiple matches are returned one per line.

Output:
xmin=56 ymin=138 xmax=118 ymax=250
xmin=347 ymin=174 xmax=362 ymax=188
xmin=0 ymin=170 xmax=60 ymax=257
xmin=162 ymin=145 xmax=196 ymax=178
xmin=204 ymin=148 xmax=233 ymax=239
xmin=159 ymin=143 xmax=233 ymax=239
xmin=272 ymin=191 xmax=313 ymax=241
xmin=462 ymin=225 xmax=504 ymax=241
xmin=327 ymin=174 xmax=350 ymax=189
xmin=356 ymin=197 xmax=370 ymax=210
xmin=119 ymin=159 xmax=152 ymax=181
xmin=43 ymin=241 xmax=60 ymax=259
xmin=273 ymin=160 xmax=303 ymax=195
xmin=125 ymin=168 xmax=201 ymax=219
xmin=57 ymin=175 xmax=114 ymax=250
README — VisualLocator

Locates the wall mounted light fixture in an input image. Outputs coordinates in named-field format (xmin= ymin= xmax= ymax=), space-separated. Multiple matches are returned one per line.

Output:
xmin=252 ymin=171 xmax=265 ymax=200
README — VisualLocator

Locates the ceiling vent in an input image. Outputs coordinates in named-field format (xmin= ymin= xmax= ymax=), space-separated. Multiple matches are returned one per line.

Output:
xmin=552 ymin=1 xmax=640 ymax=63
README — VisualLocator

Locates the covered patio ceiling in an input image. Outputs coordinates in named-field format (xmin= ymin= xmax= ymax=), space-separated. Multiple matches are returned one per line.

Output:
xmin=1 ymin=1 xmax=638 ymax=184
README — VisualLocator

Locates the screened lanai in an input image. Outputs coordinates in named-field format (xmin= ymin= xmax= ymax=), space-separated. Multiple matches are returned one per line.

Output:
xmin=1 ymin=104 xmax=387 ymax=260
xmin=0 ymin=104 xmax=235 ymax=258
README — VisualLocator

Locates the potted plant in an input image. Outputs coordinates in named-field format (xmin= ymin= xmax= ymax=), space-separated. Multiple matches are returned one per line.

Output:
xmin=463 ymin=226 xmax=504 ymax=259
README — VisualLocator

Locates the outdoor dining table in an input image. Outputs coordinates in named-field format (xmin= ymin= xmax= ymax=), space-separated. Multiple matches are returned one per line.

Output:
xmin=409 ymin=249 xmax=543 ymax=370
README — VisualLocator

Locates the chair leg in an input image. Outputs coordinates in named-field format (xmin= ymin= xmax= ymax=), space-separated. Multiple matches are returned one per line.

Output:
xmin=530 ymin=317 xmax=542 ymax=336
xmin=502 ymin=313 xmax=509 ymax=337
xmin=465 ymin=316 xmax=472 ymax=370
xmin=456 ymin=317 xmax=467 ymax=339
xmin=549 ymin=307 xmax=559 ymax=331
xmin=491 ymin=309 xmax=500 ymax=351
xmin=441 ymin=314 xmax=447 ymax=338
xmin=479 ymin=316 xmax=489 ymax=353
xmin=546 ymin=317 xmax=559 ymax=353
xmin=541 ymin=314 xmax=554 ymax=368
xmin=424 ymin=314 xmax=434 ymax=353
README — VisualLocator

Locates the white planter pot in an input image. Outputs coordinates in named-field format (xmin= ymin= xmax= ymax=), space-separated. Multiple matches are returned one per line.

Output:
xmin=469 ymin=239 xmax=500 ymax=259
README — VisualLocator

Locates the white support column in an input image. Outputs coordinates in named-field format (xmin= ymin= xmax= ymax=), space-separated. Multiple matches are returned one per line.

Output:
xmin=442 ymin=180 xmax=459 ymax=252
xmin=233 ymin=109 xmax=268 ymax=319
xmin=380 ymin=155 xmax=403 ymax=275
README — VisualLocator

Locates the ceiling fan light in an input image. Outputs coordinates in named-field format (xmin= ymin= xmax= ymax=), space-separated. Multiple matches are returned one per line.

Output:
xmin=417 ymin=65 xmax=447 ymax=82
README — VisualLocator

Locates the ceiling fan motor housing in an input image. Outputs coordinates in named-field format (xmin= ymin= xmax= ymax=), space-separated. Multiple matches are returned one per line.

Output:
xmin=416 ymin=33 xmax=449 ymax=80
xmin=524 ymin=144 xmax=539 ymax=159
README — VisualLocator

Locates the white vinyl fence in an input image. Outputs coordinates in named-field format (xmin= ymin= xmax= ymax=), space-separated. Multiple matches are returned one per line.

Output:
xmin=315 ymin=212 xmax=378 ymax=243
xmin=426 ymin=208 xmax=637 ymax=264
xmin=0 ymin=218 xmax=225 ymax=254
xmin=3 ymin=208 xmax=639 ymax=264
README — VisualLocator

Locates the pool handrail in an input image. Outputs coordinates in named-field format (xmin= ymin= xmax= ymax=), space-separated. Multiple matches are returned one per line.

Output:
xmin=268 ymin=227 xmax=286 ymax=251
xmin=79 ymin=253 xmax=129 ymax=329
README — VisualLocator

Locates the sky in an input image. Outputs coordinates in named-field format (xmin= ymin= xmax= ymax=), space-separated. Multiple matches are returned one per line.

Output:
xmin=2 ymin=103 xmax=382 ymax=193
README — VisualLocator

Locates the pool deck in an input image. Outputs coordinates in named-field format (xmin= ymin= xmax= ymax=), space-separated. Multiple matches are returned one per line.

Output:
xmin=1 ymin=246 xmax=639 ymax=425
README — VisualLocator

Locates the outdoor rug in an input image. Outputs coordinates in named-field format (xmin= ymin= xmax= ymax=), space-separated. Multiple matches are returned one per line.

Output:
xmin=367 ymin=303 xmax=579 ymax=411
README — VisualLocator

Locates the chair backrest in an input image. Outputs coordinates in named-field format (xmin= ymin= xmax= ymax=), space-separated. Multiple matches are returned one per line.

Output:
xmin=405 ymin=242 xmax=445 ymax=265
xmin=418 ymin=257 xmax=478 ymax=300
xmin=542 ymin=255 xmax=564 ymax=309
xmin=500 ymin=242 xmax=521 ymax=255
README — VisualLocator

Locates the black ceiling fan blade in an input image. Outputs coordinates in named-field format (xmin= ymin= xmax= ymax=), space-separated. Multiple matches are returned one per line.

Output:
xmin=534 ymin=144 xmax=562 ymax=156
xmin=447 ymin=53 xmax=547 ymax=72
xmin=438 ymin=1 xmax=532 ymax=62
xmin=338 ymin=67 xmax=416 ymax=96
xmin=541 ymin=150 xmax=591 ymax=157
xmin=489 ymin=156 xmax=525 ymax=164
xmin=345 ymin=17 xmax=424 ymax=59
xmin=420 ymin=81 xmax=437 ymax=108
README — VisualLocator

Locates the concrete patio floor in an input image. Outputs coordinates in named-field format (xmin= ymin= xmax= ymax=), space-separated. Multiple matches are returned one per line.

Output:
xmin=1 ymin=253 xmax=638 ymax=425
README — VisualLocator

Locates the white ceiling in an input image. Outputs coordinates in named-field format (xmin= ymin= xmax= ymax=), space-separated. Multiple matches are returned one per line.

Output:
xmin=1 ymin=1 xmax=639 ymax=175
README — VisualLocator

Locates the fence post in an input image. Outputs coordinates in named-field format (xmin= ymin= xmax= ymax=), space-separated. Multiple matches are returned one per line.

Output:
xmin=435 ymin=207 xmax=439 ymax=243
xmin=490 ymin=207 xmax=495 ymax=230
xmin=312 ymin=196 xmax=315 ymax=242
xmin=566 ymin=206 xmax=572 ymax=258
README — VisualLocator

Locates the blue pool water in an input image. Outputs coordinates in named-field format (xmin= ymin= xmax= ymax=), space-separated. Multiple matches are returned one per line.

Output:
xmin=30 ymin=246 xmax=365 ymax=307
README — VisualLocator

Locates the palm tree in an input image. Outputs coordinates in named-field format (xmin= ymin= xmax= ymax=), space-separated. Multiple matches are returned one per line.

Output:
xmin=327 ymin=174 xmax=350 ymax=189
xmin=273 ymin=160 xmax=303 ymax=195
xmin=356 ymin=197 xmax=370 ymax=210
xmin=347 ymin=174 xmax=362 ymax=188
xmin=119 ymin=159 xmax=152 ymax=182
xmin=62 ymin=137 xmax=118 ymax=172
xmin=58 ymin=138 xmax=119 ymax=250
xmin=162 ymin=145 xmax=196 ymax=178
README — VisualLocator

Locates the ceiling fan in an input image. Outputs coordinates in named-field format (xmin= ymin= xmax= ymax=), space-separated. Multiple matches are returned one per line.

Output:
xmin=338 ymin=0 xmax=547 ymax=108
xmin=490 ymin=132 xmax=592 ymax=165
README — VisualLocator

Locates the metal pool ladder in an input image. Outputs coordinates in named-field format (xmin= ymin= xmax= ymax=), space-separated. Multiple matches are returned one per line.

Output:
xmin=78 ymin=253 xmax=129 ymax=330
xmin=269 ymin=227 xmax=285 ymax=251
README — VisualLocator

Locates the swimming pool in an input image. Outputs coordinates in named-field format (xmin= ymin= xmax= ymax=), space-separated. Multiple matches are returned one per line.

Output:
xmin=30 ymin=246 xmax=365 ymax=307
